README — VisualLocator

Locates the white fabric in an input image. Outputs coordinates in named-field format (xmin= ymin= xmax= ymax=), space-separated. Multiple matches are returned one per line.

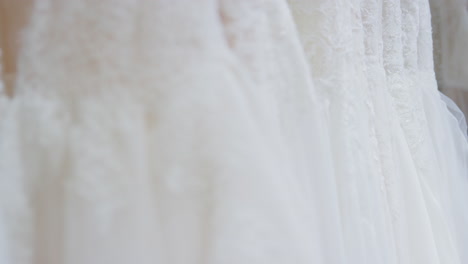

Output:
xmin=0 ymin=0 xmax=467 ymax=264
xmin=439 ymin=92 xmax=468 ymax=139
xmin=290 ymin=0 xmax=468 ymax=263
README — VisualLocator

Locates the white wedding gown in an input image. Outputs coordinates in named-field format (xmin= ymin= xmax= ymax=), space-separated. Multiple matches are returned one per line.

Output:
xmin=290 ymin=0 xmax=468 ymax=263
xmin=0 ymin=0 xmax=467 ymax=264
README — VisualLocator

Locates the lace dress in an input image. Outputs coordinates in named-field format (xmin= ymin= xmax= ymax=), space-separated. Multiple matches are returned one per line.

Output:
xmin=0 ymin=0 xmax=467 ymax=264
xmin=0 ymin=0 xmax=343 ymax=263
xmin=289 ymin=0 xmax=468 ymax=263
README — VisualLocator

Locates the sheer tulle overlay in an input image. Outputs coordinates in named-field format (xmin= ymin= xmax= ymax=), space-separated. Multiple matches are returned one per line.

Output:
xmin=0 ymin=0 xmax=467 ymax=263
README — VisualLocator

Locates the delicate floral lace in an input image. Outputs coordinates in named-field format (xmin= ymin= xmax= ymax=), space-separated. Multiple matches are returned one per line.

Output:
xmin=0 ymin=0 xmax=467 ymax=263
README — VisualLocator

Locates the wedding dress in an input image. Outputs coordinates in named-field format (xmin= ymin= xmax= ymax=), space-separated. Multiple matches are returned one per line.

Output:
xmin=0 ymin=0 xmax=344 ymax=263
xmin=289 ymin=0 xmax=468 ymax=263
xmin=0 ymin=0 xmax=468 ymax=264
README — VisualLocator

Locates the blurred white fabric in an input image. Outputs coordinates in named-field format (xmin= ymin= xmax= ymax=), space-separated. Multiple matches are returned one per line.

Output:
xmin=0 ymin=0 xmax=466 ymax=264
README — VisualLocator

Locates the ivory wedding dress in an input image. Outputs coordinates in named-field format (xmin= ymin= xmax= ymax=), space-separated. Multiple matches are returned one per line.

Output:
xmin=0 ymin=0 xmax=467 ymax=264
xmin=0 ymin=1 xmax=343 ymax=263
xmin=290 ymin=0 xmax=468 ymax=263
